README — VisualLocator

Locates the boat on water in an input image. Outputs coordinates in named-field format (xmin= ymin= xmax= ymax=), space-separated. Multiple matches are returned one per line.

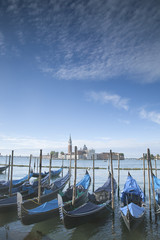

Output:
xmin=152 ymin=173 xmax=160 ymax=213
xmin=0 ymin=173 xmax=34 ymax=195
xmin=0 ymin=172 xmax=50 ymax=212
xmin=17 ymin=171 xmax=91 ymax=225
xmin=17 ymin=171 xmax=70 ymax=220
xmin=120 ymin=172 xmax=145 ymax=231
xmin=58 ymin=172 xmax=117 ymax=229
xmin=0 ymin=165 xmax=9 ymax=173
xmin=32 ymin=168 xmax=62 ymax=178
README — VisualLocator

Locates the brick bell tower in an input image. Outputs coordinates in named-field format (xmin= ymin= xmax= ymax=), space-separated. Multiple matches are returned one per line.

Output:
xmin=68 ymin=135 xmax=72 ymax=154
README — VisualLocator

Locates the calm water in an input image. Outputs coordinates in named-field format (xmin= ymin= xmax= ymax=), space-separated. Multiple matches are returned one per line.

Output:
xmin=0 ymin=156 xmax=159 ymax=240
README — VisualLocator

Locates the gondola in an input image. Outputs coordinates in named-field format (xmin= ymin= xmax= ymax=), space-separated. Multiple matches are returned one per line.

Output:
xmin=120 ymin=172 xmax=145 ymax=231
xmin=32 ymin=168 xmax=62 ymax=178
xmin=0 ymin=172 xmax=50 ymax=212
xmin=0 ymin=173 xmax=34 ymax=195
xmin=0 ymin=165 xmax=9 ymax=173
xmin=152 ymin=173 xmax=160 ymax=213
xmin=58 ymin=172 xmax=117 ymax=229
xmin=17 ymin=171 xmax=91 ymax=225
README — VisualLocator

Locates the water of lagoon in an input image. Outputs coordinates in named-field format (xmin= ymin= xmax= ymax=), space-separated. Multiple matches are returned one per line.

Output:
xmin=0 ymin=156 xmax=159 ymax=240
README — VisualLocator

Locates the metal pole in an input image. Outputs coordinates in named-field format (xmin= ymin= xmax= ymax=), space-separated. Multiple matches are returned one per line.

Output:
xmin=72 ymin=146 xmax=77 ymax=206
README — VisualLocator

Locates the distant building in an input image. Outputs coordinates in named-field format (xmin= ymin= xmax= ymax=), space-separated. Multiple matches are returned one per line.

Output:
xmin=97 ymin=152 xmax=124 ymax=160
xmin=68 ymin=135 xmax=72 ymax=154
xmin=58 ymin=136 xmax=124 ymax=160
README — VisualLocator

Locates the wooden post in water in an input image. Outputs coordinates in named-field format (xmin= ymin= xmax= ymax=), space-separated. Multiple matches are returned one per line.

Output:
xmin=117 ymin=153 xmax=120 ymax=198
xmin=108 ymin=156 xmax=110 ymax=171
xmin=37 ymin=158 xmax=38 ymax=172
xmin=34 ymin=158 xmax=36 ymax=172
xmin=155 ymin=158 xmax=157 ymax=177
xmin=143 ymin=153 xmax=146 ymax=196
xmin=9 ymin=150 xmax=14 ymax=196
xmin=38 ymin=149 xmax=42 ymax=204
xmin=28 ymin=154 xmax=32 ymax=181
xmin=149 ymin=149 xmax=156 ymax=213
xmin=147 ymin=148 xmax=151 ymax=212
xmin=62 ymin=158 xmax=64 ymax=177
xmin=72 ymin=146 xmax=77 ymax=206
xmin=93 ymin=154 xmax=95 ymax=193
xmin=5 ymin=155 xmax=7 ymax=173
xmin=49 ymin=153 xmax=52 ymax=184
xmin=8 ymin=155 xmax=11 ymax=181
xmin=69 ymin=152 xmax=72 ymax=188
xmin=110 ymin=150 xmax=114 ymax=211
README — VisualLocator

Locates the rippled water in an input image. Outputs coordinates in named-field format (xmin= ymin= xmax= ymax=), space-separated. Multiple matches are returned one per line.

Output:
xmin=0 ymin=156 xmax=159 ymax=240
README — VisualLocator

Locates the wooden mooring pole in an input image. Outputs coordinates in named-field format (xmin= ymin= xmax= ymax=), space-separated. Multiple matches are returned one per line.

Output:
xmin=28 ymin=154 xmax=32 ymax=181
xmin=143 ymin=153 xmax=146 ymax=196
xmin=72 ymin=146 xmax=77 ymax=206
xmin=5 ymin=155 xmax=7 ymax=174
xmin=34 ymin=159 xmax=36 ymax=172
xmin=118 ymin=153 xmax=120 ymax=198
xmin=69 ymin=152 xmax=72 ymax=188
xmin=93 ymin=154 xmax=95 ymax=193
xmin=9 ymin=150 xmax=14 ymax=196
xmin=155 ymin=158 xmax=157 ymax=177
xmin=49 ymin=153 xmax=52 ymax=184
xmin=62 ymin=158 xmax=64 ymax=177
xmin=108 ymin=157 xmax=110 ymax=172
xmin=110 ymin=150 xmax=114 ymax=211
xmin=149 ymin=149 xmax=156 ymax=213
xmin=147 ymin=149 xmax=151 ymax=213
xmin=37 ymin=158 xmax=38 ymax=172
xmin=38 ymin=149 xmax=42 ymax=204
xmin=8 ymin=155 xmax=11 ymax=181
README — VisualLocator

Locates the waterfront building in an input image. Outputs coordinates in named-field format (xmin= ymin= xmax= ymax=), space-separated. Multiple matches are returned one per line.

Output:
xmin=58 ymin=136 xmax=124 ymax=160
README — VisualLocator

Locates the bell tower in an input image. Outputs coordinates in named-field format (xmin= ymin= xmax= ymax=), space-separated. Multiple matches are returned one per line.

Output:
xmin=68 ymin=135 xmax=72 ymax=154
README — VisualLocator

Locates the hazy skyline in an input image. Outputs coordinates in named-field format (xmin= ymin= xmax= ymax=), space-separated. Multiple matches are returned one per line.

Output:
xmin=1 ymin=0 xmax=160 ymax=157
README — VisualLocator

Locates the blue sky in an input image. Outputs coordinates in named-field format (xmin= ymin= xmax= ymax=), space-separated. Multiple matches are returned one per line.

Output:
xmin=0 ymin=0 xmax=160 ymax=157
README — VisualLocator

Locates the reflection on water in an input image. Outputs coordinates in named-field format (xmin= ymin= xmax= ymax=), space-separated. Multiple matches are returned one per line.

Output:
xmin=1 ymin=157 xmax=160 ymax=239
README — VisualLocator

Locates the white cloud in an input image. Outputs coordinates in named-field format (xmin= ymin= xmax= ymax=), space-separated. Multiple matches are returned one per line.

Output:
xmin=0 ymin=134 xmax=159 ymax=158
xmin=2 ymin=0 xmax=160 ymax=82
xmin=140 ymin=109 xmax=160 ymax=125
xmin=0 ymin=31 xmax=6 ymax=55
xmin=86 ymin=91 xmax=129 ymax=110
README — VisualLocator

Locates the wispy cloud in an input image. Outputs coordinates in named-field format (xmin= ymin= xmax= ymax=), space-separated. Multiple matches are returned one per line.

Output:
xmin=1 ymin=0 xmax=160 ymax=82
xmin=0 ymin=31 xmax=6 ymax=55
xmin=140 ymin=109 xmax=160 ymax=125
xmin=0 ymin=134 xmax=159 ymax=158
xmin=0 ymin=134 xmax=66 ymax=154
xmin=86 ymin=91 xmax=129 ymax=110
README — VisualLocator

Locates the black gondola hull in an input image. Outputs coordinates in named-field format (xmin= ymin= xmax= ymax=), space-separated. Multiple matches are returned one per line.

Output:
xmin=21 ymin=183 xmax=89 ymax=225
xmin=63 ymin=204 xmax=110 ymax=229
xmin=121 ymin=208 xmax=145 ymax=231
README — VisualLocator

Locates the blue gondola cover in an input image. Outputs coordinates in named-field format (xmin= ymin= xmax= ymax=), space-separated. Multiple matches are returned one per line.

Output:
xmin=120 ymin=202 xmax=144 ymax=218
xmin=121 ymin=175 xmax=144 ymax=204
